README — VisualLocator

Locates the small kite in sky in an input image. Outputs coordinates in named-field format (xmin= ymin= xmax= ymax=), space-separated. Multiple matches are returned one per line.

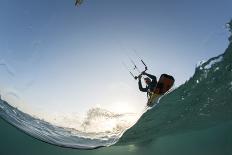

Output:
xmin=75 ymin=0 xmax=83 ymax=6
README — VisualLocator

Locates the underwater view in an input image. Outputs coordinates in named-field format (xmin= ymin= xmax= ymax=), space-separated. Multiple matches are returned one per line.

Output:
xmin=0 ymin=0 xmax=232 ymax=155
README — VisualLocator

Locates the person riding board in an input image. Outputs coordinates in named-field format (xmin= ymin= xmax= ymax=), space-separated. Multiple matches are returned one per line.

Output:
xmin=123 ymin=57 xmax=175 ymax=106
xmin=138 ymin=71 xmax=157 ymax=99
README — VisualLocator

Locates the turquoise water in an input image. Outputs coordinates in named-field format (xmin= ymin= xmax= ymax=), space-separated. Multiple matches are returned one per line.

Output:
xmin=1 ymin=21 xmax=232 ymax=155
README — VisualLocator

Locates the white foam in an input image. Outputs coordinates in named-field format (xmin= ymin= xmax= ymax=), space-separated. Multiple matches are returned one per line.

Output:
xmin=214 ymin=67 xmax=220 ymax=72
xmin=204 ymin=56 xmax=223 ymax=69
xmin=196 ymin=60 xmax=206 ymax=68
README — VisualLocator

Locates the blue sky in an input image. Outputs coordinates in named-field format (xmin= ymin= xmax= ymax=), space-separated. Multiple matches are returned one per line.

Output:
xmin=0 ymin=0 xmax=231 ymax=118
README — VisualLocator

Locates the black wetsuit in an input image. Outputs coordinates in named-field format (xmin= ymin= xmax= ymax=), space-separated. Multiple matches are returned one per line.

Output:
xmin=138 ymin=73 xmax=157 ymax=97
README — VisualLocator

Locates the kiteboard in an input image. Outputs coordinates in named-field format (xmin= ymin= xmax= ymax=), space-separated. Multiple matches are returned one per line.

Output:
xmin=147 ymin=74 xmax=175 ymax=106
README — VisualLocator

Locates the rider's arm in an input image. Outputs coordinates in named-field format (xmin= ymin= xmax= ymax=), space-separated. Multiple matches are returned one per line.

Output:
xmin=138 ymin=78 xmax=148 ymax=92
xmin=144 ymin=72 xmax=157 ymax=81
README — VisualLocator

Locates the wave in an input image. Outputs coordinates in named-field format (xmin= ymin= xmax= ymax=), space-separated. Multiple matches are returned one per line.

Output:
xmin=0 ymin=99 xmax=140 ymax=149
xmin=0 ymin=36 xmax=232 ymax=150
xmin=117 ymin=42 xmax=232 ymax=145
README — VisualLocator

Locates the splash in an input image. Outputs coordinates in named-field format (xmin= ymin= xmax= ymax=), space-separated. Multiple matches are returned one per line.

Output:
xmin=0 ymin=99 xmax=141 ymax=149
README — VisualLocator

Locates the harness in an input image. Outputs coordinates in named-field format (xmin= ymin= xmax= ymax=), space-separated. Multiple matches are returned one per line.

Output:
xmin=146 ymin=82 xmax=156 ymax=99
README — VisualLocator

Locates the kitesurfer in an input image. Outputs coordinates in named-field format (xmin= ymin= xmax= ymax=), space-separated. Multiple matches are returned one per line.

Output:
xmin=123 ymin=57 xmax=174 ymax=106
xmin=138 ymin=71 xmax=157 ymax=98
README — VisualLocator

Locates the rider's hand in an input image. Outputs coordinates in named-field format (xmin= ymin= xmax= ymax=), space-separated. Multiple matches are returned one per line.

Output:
xmin=142 ymin=71 xmax=146 ymax=75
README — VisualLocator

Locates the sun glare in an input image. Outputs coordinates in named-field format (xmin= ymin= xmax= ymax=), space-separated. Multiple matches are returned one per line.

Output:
xmin=106 ymin=101 xmax=137 ymax=114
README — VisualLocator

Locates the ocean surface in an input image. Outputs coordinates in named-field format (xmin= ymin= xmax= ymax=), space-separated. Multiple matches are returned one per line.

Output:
xmin=1 ymin=30 xmax=232 ymax=155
